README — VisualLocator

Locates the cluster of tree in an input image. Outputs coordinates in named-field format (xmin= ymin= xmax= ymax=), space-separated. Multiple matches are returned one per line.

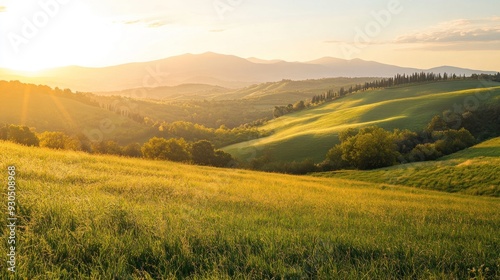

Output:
xmin=273 ymin=101 xmax=306 ymax=118
xmin=0 ymin=123 xmax=234 ymax=168
xmin=471 ymin=73 xmax=500 ymax=82
xmin=38 ymin=131 xmax=85 ymax=151
xmin=0 ymin=80 xmax=99 ymax=107
xmin=142 ymin=138 xmax=233 ymax=167
xmin=322 ymin=123 xmax=477 ymax=171
xmin=429 ymin=103 xmax=500 ymax=142
xmin=322 ymin=100 xmax=500 ymax=170
xmin=311 ymin=90 xmax=338 ymax=104
xmin=154 ymin=121 xmax=268 ymax=148
xmin=92 ymin=95 xmax=274 ymax=129
xmin=0 ymin=124 xmax=40 ymax=146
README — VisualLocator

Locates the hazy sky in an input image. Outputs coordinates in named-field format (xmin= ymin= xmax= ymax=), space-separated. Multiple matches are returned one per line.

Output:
xmin=1 ymin=0 xmax=499 ymax=71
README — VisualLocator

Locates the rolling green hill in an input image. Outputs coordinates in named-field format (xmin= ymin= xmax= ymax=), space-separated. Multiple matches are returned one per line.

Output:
xmin=314 ymin=137 xmax=500 ymax=197
xmin=97 ymin=84 xmax=231 ymax=100
xmin=223 ymin=80 xmax=500 ymax=162
xmin=0 ymin=141 xmax=499 ymax=278
xmin=0 ymin=85 xmax=152 ymax=144
xmin=216 ymin=77 xmax=380 ymax=105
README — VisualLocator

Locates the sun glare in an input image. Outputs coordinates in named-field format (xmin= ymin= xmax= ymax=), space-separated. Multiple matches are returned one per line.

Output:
xmin=0 ymin=1 xmax=123 ymax=73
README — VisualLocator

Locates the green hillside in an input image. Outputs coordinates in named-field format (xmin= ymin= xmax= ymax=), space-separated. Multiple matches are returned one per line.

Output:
xmin=1 ymin=141 xmax=499 ymax=278
xmin=314 ymin=137 xmax=500 ymax=197
xmin=218 ymin=77 xmax=380 ymax=105
xmin=0 ymin=86 xmax=151 ymax=144
xmin=224 ymin=80 xmax=500 ymax=162
xmin=97 ymin=84 xmax=231 ymax=100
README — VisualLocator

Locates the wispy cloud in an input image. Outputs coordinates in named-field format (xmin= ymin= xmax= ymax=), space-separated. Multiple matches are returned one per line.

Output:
xmin=323 ymin=40 xmax=387 ymax=46
xmin=209 ymin=29 xmax=225 ymax=33
xmin=394 ymin=18 xmax=500 ymax=44
xmin=119 ymin=16 xmax=173 ymax=28
xmin=0 ymin=6 xmax=6 ymax=12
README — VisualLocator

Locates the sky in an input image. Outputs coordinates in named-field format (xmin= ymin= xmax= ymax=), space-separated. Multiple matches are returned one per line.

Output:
xmin=0 ymin=0 xmax=499 ymax=72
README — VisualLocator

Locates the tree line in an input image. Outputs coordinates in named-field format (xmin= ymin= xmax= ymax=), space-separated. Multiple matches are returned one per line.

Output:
xmin=151 ymin=121 xmax=269 ymax=149
xmin=275 ymin=72 xmax=500 ymax=118
xmin=0 ymin=124 xmax=234 ymax=168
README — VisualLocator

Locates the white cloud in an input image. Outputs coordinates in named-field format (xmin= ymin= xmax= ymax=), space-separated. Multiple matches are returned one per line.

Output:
xmin=395 ymin=18 xmax=500 ymax=44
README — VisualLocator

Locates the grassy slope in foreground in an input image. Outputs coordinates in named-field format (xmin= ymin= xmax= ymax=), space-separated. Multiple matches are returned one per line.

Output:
xmin=314 ymin=137 xmax=500 ymax=197
xmin=1 ymin=141 xmax=499 ymax=279
xmin=223 ymin=80 xmax=500 ymax=163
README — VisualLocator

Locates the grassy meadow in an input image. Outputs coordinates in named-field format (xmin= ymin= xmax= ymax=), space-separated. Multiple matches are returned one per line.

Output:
xmin=1 ymin=141 xmax=499 ymax=279
xmin=314 ymin=137 xmax=500 ymax=197
xmin=223 ymin=80 xmax=500 ymax=162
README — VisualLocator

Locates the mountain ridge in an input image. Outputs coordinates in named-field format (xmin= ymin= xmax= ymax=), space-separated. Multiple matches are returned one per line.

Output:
xmin=0 ymin=52 xmax=497 ymax=92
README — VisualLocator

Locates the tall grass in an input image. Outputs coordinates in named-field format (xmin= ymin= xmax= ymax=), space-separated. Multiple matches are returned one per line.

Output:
xmin=1 ymin=141 xmax=499 ymax=279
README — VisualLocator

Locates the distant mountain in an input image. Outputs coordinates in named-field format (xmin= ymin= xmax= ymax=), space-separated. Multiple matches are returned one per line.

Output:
xmin=246 ymin=57 xmax=286 ymax=64
xmin=0 ymin=52 xmax=497 ymax=92
xmin=306 ymin=57 xmax=422 ymax=77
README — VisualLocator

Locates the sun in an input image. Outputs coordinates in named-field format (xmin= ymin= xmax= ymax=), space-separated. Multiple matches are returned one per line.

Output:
xmin=0 ymin=1 xmax=123 ymax=73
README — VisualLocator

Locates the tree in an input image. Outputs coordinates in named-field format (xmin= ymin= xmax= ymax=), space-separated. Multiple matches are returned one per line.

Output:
xmin=393 ymin=129 xmax=420 ymax=154
xmin=334 ymin=126 xmax=399 ymax=170
xmin=122 ymin=143 xmax=142 ymax=158
xmin=347 ymin=128 xmax=399 ymax=169
xmin=432 ymin=128 xmax=476 ymax=155
xmin=212 ymin=150 xmax=234 ymax=167
xmin=191 ymin=140 xmax=216 ymax=166
xmin=338 ymin=127 xmax=358 ymax=142
xmin=1 ymin=125 xmax=39 ymax=146
xmin=164 ymin=138 xmax=190 ymax=162
xmin=38 ymin=132 xmax=68 ymax=149
xmin=408 ymin=143 xmax=442 ymax=161
xmin=293 ymin=100 xmax=305 ymax=111
xmin=142 ymin=137 xmax=169 ymax=160
xmin=142 ymin=137 xmax=190 ymax=162
xmin=92 ymin=140 xmax=122 ymax=155
xmin=326 ymin=144 xmax=350 ymax=170
xmin=426 ymin=115 xmax=449 ymax=132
